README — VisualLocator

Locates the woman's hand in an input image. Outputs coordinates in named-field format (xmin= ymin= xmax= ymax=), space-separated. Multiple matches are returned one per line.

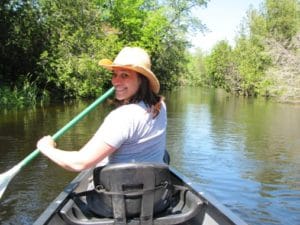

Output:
xmin=35 ymin=133 xmax=115 ymax=171
xmin=37 ymin=135 xmax=57 ymax=152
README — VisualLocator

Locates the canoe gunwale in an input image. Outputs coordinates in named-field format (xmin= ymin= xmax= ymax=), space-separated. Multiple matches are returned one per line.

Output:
xmin=33 ymin=170 xmax=91 ymax=225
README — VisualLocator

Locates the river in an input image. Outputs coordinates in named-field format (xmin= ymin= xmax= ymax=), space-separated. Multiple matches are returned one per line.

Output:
xmin=0 ymin=87 xmax=300 ymax=225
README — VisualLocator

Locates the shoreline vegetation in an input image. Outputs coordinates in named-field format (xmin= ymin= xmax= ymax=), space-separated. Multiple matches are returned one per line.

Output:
xmin=1 ymin=0 xmax=299 ymax=108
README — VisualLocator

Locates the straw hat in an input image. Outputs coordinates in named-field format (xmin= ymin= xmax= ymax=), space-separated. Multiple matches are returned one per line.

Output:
xmin=99 ymin=47 xmax=160 ymax=94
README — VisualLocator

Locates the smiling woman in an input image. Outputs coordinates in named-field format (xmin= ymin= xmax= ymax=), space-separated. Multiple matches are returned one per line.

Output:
xmin=37 ymin=46 xmax=167 ymax=170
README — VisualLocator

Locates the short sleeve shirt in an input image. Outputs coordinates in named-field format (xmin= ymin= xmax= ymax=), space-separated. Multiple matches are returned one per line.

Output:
xmin=94 ymin=101 xmax=167 ymax=163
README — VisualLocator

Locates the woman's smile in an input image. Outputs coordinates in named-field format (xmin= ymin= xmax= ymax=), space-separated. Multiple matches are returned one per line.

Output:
xmin=112 ymin=69 xmax=141 ymax=101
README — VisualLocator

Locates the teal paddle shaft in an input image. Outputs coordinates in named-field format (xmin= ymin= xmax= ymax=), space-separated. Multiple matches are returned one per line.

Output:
xmin=0 ymin=87 xmax=114 ymax=199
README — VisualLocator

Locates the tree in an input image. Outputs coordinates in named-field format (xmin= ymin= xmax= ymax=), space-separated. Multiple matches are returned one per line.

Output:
xmin=185 ymin=48 xmax=206 ymax=86
xmin=204 ymin=40 xmax=233 ymax=90
xmin=0 ymin=0 xmax=48 ymax=85
xmin=265 ymin=0 xmax=300 ymax=43
xmin=233 ymin=35 xmax=271 ymax=96
xmin=37 ymin=0 xmax=119 ymax=98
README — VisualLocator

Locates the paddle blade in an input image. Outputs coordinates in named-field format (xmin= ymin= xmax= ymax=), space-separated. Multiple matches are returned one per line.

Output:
xmin=0 ymin=165 xmax=21 ymax=199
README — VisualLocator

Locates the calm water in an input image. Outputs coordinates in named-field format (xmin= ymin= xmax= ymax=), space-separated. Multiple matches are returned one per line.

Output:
xmin=1 ymin=87 xmax=300 ymax=225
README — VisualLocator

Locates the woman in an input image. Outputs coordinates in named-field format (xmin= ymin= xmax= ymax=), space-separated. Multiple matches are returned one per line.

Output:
xmin=37 ymin=47 xmax=167 ymax=172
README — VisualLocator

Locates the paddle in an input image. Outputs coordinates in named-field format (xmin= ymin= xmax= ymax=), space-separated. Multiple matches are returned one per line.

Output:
xmin=0 ymin=87 xmax=115 ymax=199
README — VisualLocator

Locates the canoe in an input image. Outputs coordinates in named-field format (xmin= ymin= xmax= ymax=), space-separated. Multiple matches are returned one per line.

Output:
xmin=34 ymin=163 xmax=248 ymax=225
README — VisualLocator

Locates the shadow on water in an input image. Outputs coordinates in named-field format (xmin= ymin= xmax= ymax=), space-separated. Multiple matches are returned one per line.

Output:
xmin=1 ymin=87 xmax=300 ymax=225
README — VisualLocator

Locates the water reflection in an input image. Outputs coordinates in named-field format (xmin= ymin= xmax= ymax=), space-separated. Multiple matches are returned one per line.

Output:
xmin=1 ymin=87 xmax=300 ymax=225
xmin=165 ymin=87 xmax=300 ymax=225
xmin=0 ymin=100 xmax=112 ymax=224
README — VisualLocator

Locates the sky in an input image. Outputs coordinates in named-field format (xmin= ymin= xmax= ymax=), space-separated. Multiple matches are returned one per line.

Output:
xmin=189 ymin=0 xmax=263 ymax=53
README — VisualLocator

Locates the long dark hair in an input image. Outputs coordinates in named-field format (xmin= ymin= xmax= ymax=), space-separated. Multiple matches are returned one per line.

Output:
xmin=113 ymin=74 xmax=164 ymax=118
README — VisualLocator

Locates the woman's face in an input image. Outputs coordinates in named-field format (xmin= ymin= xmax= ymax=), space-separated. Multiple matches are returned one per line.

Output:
xmin=111 ymin=68 xmax=141 ymax=101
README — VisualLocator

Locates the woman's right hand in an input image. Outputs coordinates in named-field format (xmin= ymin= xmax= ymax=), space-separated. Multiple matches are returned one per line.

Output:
xmin=37 ymin=135 xmax=57 ymax=153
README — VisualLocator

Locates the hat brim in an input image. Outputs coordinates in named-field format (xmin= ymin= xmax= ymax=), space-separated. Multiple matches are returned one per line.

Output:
xmin=99 ymin=59 xmax=160 ymax=94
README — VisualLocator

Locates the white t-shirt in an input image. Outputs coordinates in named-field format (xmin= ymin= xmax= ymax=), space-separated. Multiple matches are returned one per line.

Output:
xmin=94 ymin=101 xmax=167 ymax=164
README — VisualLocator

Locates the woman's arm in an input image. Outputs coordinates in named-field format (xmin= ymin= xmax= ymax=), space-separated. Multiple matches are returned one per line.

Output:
xmin=37 ymin=135 xmax=116 ymax=172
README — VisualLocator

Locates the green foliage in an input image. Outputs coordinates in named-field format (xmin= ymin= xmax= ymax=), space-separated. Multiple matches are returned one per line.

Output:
xmin=0 ymin=0 xmax=48 ymax=84
xmin=0 ymin=0 xmax=209 ymax=107
xmin=151 ymin=37 xmax=189 ymax=89
xmin=164 ymin=0 xmax=208 ymax=32
xmin=265 ymin=0 xmax=300 ymax=43
xmin=147 ymin=0 xmax=209 ymax=89
xmin=94 ymin=0 xmax=208 ymax=90
xmin=95 ymin=0 xmax=180 ymax=89
xmin=233 ymin=37 xmax=271 ymax=96
xmin=7 ymin=0 xmax=299 ymax=104
xmin=247 ymin=7 xmax=268 ymax=42
xmin=185 ymin=48 xmax=206 ymax=86
xmin=96 ymin=0 xmax=149 ymax=43
xmin=230 ymin=0 xmax=299 ymax=96
xmin=189 ymin=0 xmax=299 ymax=98
xmin=204 ymin=41 xmax=233 ymax=90
xmin=36 ymin=0 xmax=126 ymax=99
xmin=0 ymin=77 xmax=49 ymax=107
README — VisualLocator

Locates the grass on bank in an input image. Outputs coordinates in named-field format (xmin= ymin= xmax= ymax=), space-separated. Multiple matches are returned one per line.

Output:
xmin=0 ymin=80 xmax=49 ymax=108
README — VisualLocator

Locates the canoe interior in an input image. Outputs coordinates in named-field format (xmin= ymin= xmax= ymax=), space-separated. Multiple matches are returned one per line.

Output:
xmin=34 ymin=164 xmax=248 ymax=225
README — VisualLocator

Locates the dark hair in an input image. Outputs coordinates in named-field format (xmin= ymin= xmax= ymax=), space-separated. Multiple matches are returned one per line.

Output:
xmin=113 ymin=74 xmax=164 ymax=118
